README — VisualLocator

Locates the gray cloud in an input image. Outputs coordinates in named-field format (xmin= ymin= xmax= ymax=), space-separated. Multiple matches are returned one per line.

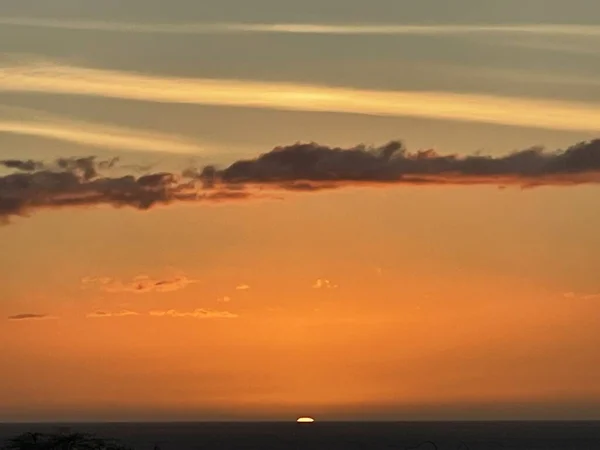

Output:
xmin=2 ymin=139 xmax=600 ymax=223
xmin=1 ymin=156 xmax=119 ymax=176
xmin=1 ymin=159 xmax=44 ymax=172
xmin=8 ymin=313 xmax=53 ymax=321
xmin=1 ymin=156 xmax=251 ymax=223
xmin=200 ymin=139 xmax=600 ymax=189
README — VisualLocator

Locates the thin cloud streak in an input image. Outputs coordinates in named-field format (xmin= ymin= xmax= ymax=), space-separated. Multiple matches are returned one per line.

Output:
xmin=1 ymin=18 xmax=600 ymax=37
xmin=563 ymin=292 xmax=600 ymax=300
xmin=86 ymin=310 xmax=140 ymax=318
xmin=220 ymin=23 xmax=600 ymax=37
xmin=417 ymin=63 xmax=600 ymax=88
xmin=149 ymin=309 xmax=238 ymax=319
xmin=2 ymin=62 xmax=600 ymax=132
xmin=82 ymin=275 xmax=199 ymax=294
xmin=8 ymin=313 xmax=54 ymax=321
xmin=0 ymin=108 xmax=203 ymax=154
xmin=87 ymin=309 xmax=237 ymax=318
xmin=0 ymin=120 xmax=203 ymax=154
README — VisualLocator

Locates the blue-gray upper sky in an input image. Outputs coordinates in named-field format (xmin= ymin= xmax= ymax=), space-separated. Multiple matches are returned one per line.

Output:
xmin=2 ymin=0 xmax=600 ymax=23
xmin=1 ymin=0 xmax=599 ymax=166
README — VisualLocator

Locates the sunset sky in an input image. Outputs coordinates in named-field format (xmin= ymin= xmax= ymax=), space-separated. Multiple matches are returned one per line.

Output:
xmin=1 ymin=0 xmax=600 ymax=422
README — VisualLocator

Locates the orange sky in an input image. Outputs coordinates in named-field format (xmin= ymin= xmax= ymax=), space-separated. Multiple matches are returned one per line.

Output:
xmin=2 ymin=186 xmax=600 ymax=420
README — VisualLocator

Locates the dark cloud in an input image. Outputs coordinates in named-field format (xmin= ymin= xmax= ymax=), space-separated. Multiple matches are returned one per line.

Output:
xmin=1 ymin=159 xmax=44 ymax=171
xmin=56 ymin=156 xmax=99 ymax=180
xmin=8 ymin=313 xmax=52 ymax=321
xmin=2 ymin=139 xmax=600 ymax=223
xmin=199 ymin=139 xmax=600 ymax=189
xmin=0 ymin=156 xmax=251 ymax=223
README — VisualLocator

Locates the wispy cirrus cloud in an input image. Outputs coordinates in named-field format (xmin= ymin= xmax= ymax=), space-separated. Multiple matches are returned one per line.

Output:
xmin=8 ymin=313 xmax=55 ymax=321
xmin=149 ymin=309 xmax=238 ymax=319
xmin=2 ymin=62 xmax=600 ymax=132
xmin=82 ymin=275 xmax=199 ymax=294
xmin=86 ymin=309 xmax=236 ymax=319
xmin=563 ymin=292 xmax=600 ymax=300
xmin=414 ymin=63 xmax=600 ymax=88
xmin=1 ymin=18 xmax=599 ymax=37
xmin=0 ymin=107 xmax=203 ymax=154
xmin=500 ymin=38 xmax=600 ymax=57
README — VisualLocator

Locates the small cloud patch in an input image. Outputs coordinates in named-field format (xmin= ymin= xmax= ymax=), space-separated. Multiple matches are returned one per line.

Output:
xmin=312 ymin=279 xmax=338 ymax=289
xmin=236 ymin=284 xmax=250 ymax=291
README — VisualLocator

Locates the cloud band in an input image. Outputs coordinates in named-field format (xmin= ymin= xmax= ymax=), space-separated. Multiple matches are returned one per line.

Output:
xmin=2 ymin=139 xmax=600 ymax=222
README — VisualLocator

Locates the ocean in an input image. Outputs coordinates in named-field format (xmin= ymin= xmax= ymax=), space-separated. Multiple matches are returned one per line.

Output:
xmin=1 ymin=422 xmax=600 ymax=450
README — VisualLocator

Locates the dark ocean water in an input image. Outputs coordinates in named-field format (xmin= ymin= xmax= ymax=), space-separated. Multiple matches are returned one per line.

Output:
xmin=1 ymin=422 xmax=600 ymax=450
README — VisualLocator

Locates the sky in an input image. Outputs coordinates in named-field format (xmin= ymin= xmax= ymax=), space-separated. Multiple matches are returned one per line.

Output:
xmin=1 ymin=0 xmax=600 ymax=422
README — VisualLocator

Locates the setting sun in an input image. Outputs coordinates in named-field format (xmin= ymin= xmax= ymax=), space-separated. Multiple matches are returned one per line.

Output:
xmin=296 ymin=417 xmax=315 ymax=423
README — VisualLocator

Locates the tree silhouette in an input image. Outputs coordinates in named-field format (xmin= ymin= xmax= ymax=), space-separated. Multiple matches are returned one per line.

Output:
xmin=3 ymin=432 xmax=44 ymax=450
xmin=2 ymin=432 xmax=131 ymax=450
